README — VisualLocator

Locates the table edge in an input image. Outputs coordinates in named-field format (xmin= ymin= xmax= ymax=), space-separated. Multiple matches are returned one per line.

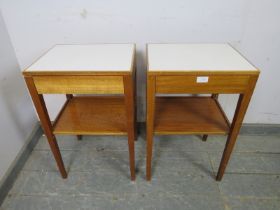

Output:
xmin=23 ymin=43 xmax=136 ymax=76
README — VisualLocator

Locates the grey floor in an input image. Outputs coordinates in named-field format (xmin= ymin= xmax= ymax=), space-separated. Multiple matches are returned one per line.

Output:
xmin=1 ymin=128 xmax=280 ymax=210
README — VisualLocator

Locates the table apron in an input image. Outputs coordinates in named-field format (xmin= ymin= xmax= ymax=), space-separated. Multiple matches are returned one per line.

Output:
xmin=33 ymin=75 xmax=124 ymax=94
xmin=155 ymin=75 xmax=251 ymax=94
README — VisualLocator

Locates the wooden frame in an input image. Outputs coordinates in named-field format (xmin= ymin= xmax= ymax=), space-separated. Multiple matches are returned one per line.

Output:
xmin=146 ymin=71 xmax=259 ymax=181
xmin=23 ymin=45 xmax=137 ymax=181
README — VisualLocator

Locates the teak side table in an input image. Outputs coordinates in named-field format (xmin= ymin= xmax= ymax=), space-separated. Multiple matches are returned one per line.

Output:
xmin=146 ymin=44 xmax=260 ymax=181
xmin=23 ymin=44 xmax=137 ymax=180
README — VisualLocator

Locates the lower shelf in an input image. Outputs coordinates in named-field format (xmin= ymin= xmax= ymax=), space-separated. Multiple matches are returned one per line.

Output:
xmin=154 ymin=97 xmax=230 ymax=135
xmin=53 ymin=96 xmax=127 ymax=135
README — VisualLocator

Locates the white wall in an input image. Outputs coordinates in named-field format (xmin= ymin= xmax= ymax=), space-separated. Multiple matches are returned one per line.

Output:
xmin=233 ymin=0 xmax=280 ymax=123
xmin=0 ymin=11 xmax=37 ymax=181
xmin=0 ymin=0 xmax=279 ymax=123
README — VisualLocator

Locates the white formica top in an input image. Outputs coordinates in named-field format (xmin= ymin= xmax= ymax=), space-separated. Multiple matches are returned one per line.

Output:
xmin=26 ymin=44 xmax=135 ymax=72
xmin=147 ymin=44 xmax=258 ymax=72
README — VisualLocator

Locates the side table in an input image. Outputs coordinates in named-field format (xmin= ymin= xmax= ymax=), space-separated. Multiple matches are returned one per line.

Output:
xmin=146 ymin=43 xmax=259 ymax=181
xmin=23 ymin=44 xmax=137 ymax=180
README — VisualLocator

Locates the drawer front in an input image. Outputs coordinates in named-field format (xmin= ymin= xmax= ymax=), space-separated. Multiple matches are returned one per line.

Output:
xmin=156 ymin=75 xmax=251 ymax=94
xmin=33 ymin=76 xmax=124 ymax=94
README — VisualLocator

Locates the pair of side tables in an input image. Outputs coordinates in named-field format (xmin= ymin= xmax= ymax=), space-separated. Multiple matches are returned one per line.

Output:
xmin=23 ymin=44 xmax=259 ymax=181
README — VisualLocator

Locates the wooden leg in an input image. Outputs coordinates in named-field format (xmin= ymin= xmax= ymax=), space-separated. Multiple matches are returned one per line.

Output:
xmin=66 ymin=94 xmax=73 ymax=100
xmin=25 ymin=77 xmax=67 ymax=178
xmin=133 ymin=59 xmax=138 ymax=141
xmin=202 ymin=94 xmax=219 ymax=142
xmin=202 ymin=135 xmax=208 ymax=141
xmin=216 ymin=76 xmax=258 ymax=181
xmin=66 ymin=94 xmax=82 ymax=141
xmin=146 ymin=75 xmax=156 ymax=181
xmin=212 ymin=94 xmax=219 ymax=99
xmin=124 ymin=75 xmax=136 ymax=181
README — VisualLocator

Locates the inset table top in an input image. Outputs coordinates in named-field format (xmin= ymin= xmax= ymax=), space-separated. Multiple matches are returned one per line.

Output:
xmin=147 ymin=44 xmax=258 ymax=72
xmin=25 ymin=44 xmax=135 ymax=73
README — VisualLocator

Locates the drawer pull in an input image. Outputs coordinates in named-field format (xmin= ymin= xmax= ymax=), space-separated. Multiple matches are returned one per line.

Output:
xmin=196 ymin=76 xmax=209 ymax=83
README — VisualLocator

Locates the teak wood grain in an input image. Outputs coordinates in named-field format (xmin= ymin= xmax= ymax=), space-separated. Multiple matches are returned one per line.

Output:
xmin=133 ymin=55 xmax=137 ymax=141
xmin=202 ymin=93 xmax=221 ymax=141
xmin=156 ymin=75 xmax=250 ymax=94
xmin=65 ymin=94 xmax=84 ymax=141
xmin=33 ymin=75 xmax=124 ymax=94
xmin=124 ymin=75 xmax=136 ymax=180
xmin=53 ymin=96 xmax=127 ymax=135
xmin=24 ymin=76 xmax=67 ymax=178
xmin=154 ymin=97 xmax=230 ymax=135
xmin=146 ymin=75 xmax=156 ymax=181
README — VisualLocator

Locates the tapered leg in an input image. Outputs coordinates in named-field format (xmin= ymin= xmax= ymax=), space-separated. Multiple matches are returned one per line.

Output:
xmin=202 ymin=94 xmax=219 ymax=142
xmin=66 ymin=94 xmax=82 ymax=141
xmin=202 ymin=135 xmax=208 ymax=141
xmin=133 ymin=57 xmax=138 ymax=141
xmin=124 ymin=75 xmax=136 ymax=180
xmin=66 ymin=94 xmax=73 ymax=100
xmin=216 ymin=76 xmax=258 ymax=181
xmin=146 ymin=75 xmax=156 ymax=181
xmin=25 ymin=77 xmax=67 ymax=178
xmin=211 ymin=94 xmax=219 ymax=99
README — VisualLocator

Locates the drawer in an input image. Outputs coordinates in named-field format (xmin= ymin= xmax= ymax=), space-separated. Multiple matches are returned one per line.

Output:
xmin=156 ymin=75 xmax=251 ymax=94
xmin=33 ymin=76 xmax=124 ymax=94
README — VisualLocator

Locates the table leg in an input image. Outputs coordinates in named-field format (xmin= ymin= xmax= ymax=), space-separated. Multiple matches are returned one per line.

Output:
xmin=146 ymin=75 xmax=156 ymax=181
xmin=124 ymin=75 xmax=136 ymax=181
xmin=202 ymin=135 xmax=208 ymax=141
xmin=133 ymin=57 xmax=138 ymax=141
xmin=25 ymin=77 xmax=67 ymax=178
xmin=202 ymin=94 xmax=219 ymax=142
xmin=66 ymin=94 xmax=82 ymax=141
xmin=66 ymin=94 xmax=73 ymax=100
xmin=216 ymin=76 xmax=258 ymax=181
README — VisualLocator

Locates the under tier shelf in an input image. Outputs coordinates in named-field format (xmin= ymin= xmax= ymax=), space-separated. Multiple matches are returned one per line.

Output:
xmin=154 ymin=97 xmax=230 ymax=135
xmin=53 ymin=96 xmax=127 ymax=135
